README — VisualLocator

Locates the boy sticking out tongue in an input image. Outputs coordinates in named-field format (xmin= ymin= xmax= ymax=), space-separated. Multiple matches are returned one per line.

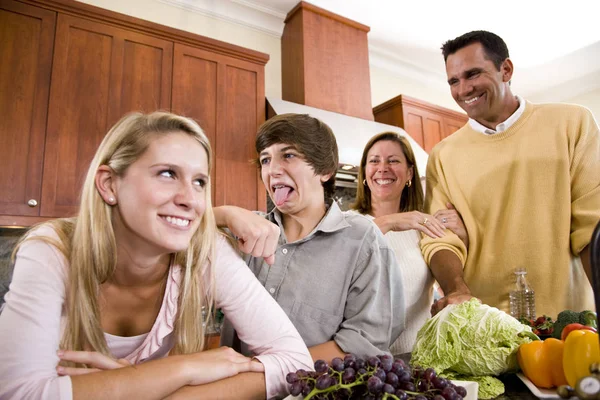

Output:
xmin=215 ymin=113 xmax=406 ymax=363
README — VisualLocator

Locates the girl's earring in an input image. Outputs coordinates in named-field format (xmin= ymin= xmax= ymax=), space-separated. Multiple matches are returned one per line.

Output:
xmin=406 ymin=180 xmax=412 ymax=188
xmin=108 ymin=197 xmax=115 ymax=204
xmin=363 ymin=179 xmax=366 ymax=186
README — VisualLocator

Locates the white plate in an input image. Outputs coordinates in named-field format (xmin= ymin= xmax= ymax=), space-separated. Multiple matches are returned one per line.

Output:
xmin=517 ymin=373 xmax=576 ymax=399
xmin=451 ymin=380 xmax=478 ymax=400
xmin=284 ymin=379 xmax=478 ymax=400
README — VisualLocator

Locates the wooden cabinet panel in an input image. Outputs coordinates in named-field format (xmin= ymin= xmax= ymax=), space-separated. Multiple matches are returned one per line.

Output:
xmin=172 ymin=44 xmax=265 ymax=211
xmin=40 ymin=14 xmax=173 ymax=217
xmin=423 ymin=116 xmax=443 ymax=153
xmin=403 ymin=105 xmax=445 ymax=152
xmin=172 ymin=44 xmax=219 ymax=202
xmin=216 ymin=64 xmax=261 ymax=210
xmin=115 ymin=37 xmax=172 ymax=121
xmin=0 ymin=0 xmax=268 ymax=224
xmin=0 ymin=0 xmax=55 ymax=216
xmin=282 ymin=2 xmax=373 ymax=120
xmin=374 ymin=95 xmax=468 ymax=154
xmin=404 ymin=112 xmax=425 ymax=149
xmin=443 ymin=116 xmax=466 ymax=138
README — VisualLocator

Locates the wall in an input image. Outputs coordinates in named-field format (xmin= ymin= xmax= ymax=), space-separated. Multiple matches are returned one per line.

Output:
xmin=75 ymin=0 xmax=282 ymax=99
xmin=370 ymin=65 xmax=461 ymax=112
xmin=561 ymin=89 xmax=600 ymax=121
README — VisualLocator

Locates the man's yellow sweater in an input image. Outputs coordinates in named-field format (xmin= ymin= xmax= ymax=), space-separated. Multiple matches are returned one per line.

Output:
xmin=421 ymin=101 xmax=600 ymax=317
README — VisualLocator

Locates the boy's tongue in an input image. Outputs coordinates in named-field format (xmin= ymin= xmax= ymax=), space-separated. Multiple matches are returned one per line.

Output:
xmin=274 ymin=186 xmax=292 ymax=206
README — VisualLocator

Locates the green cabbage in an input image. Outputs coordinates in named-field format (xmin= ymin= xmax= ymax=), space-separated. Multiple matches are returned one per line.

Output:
xmin=411 ymin=299 xmax=536 ymax=398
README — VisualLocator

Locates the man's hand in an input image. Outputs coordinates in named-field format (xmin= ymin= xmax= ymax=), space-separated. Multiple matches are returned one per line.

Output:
xmin=430 ymin=291 xmax=476 ymax=316
xmin=214 ymin=206 xmax=280 ymax=265
xmin=428 ymin=250 xmax=474 ymax=315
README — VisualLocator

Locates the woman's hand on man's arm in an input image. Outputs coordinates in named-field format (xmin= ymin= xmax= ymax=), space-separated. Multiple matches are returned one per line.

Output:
xmin=434 ymin=203 xmax=469 ymax=249
xmin=374 ymin=211 xmax=445 ymax=238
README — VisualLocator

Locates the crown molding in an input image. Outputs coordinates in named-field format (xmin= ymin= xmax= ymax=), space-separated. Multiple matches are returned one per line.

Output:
xmin=158 ymin=0 xmax=286 ymax=37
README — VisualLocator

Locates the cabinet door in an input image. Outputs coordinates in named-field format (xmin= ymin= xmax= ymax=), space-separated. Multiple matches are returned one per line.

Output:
xmin=443 ymin=115 xmax=468 ymax=138
xmin=402 ymin=107 xmax=426 ymax=150
xmin=0 ymin=0 xmax=55 ymax=216
xmin=41 ymin=14 xmax=173 ymax=217
xmin=403 ymin=105 xmax=443 ymax=153
xmin=172 ymin=44 xmax=265 ymax=211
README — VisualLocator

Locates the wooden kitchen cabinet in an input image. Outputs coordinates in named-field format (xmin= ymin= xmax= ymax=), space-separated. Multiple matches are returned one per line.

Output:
xmin=41 ymin=14 xmax=173 ymax=217
xmin=0 ymin=0 xmax=55 ymax=218
xmin=373 ymin=95 xmax=468 ymax=153
xmin=0 ymin=0 xmax=268 ymax=226
xmin=172 ymin=44 xmax=265 ymax=211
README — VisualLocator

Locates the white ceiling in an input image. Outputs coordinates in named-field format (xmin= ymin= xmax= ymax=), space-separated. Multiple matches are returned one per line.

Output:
xmin=168 ymin=0 xmax=600 ymax=101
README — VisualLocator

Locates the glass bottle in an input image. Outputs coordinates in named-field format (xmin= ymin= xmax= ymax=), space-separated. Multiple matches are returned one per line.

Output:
xmin=509 ymin=268 xmax=536 ymax=321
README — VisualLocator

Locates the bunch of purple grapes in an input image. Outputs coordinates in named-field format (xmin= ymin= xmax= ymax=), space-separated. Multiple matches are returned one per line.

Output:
xmin=286 ymin=354 xmax=468 ymax=400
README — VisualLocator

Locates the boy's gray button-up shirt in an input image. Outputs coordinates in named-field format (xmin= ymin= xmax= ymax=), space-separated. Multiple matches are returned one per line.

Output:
xmin=221 ymin=202 xmax=406 ymax=358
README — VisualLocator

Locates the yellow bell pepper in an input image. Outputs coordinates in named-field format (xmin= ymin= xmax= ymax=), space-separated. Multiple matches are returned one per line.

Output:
xmin=518 ymin=338 xmax=568 ymax=388
xmin=563 ymin=329 xmax=600 ymax=387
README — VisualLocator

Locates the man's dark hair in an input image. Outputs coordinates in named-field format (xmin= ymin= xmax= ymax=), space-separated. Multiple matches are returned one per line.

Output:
xmin=441 ymin=30 xmax=510 ymax=71
xmin=255 ymin=113 xmax=338 ymax=199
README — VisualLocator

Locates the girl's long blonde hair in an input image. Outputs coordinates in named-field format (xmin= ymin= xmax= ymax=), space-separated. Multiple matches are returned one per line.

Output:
xmin=15 ymin=112 xmax=216 ymax=356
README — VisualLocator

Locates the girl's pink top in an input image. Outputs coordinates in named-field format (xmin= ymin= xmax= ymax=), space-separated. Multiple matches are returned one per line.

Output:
xmin=0 ymin=225 xmax=312 ymax=399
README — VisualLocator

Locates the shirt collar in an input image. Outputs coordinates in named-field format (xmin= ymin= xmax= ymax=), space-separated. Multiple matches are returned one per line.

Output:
xmin=267 ymin=201 xmax=351 ymax=243
xmin=468 ymin=95 xmax=525 ymax=135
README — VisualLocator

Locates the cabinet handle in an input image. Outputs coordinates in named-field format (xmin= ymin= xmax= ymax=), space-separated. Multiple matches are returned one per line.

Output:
xmin=27 ymin=199 xmax=38 ymax=207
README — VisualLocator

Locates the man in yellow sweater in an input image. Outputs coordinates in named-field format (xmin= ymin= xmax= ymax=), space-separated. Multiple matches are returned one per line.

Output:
xmin=421 ymin=30 xmax=600 ymax=318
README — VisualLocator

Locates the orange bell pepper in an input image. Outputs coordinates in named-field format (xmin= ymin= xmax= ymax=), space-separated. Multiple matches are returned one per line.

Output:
xmin=518 ymin=338 xmax=568 ymax=388
xmin=563 ymin=329 xmax=600 ymax=387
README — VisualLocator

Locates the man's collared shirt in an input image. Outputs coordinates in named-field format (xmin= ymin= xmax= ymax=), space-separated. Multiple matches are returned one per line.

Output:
xmin=468 ymin=95 xmax=525 ymax=135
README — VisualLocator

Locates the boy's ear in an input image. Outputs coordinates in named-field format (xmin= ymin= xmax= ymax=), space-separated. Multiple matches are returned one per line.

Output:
xmin=320 ymin=173 xmax=333 ymax=183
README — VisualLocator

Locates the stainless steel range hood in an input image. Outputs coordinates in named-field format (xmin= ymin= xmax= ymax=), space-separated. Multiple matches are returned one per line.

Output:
xmin=267 ymin=97 xmax=429 ymax=178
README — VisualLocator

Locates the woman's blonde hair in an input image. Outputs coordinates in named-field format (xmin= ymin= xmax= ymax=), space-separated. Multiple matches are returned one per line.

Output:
xmin=352 ymin=132 xmax=424 ymax=214
xmin=15 ymin=111 xmax=216 ymax=357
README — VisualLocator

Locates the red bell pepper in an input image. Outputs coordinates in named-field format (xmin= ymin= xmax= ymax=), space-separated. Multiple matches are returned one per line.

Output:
xmin=561 ymin=323 xmax=597 ymax=341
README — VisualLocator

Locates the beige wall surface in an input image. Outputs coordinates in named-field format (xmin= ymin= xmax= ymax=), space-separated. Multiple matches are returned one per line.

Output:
xmin=75 ymin=0 xmax=282 ymax=99
xmin=561 ymin=89 xmax=600 ymax=121
xmin=369 ymin=65 xmax=462 ymax=112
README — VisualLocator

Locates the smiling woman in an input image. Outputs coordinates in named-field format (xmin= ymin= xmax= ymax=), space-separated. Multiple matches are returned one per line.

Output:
xmin=0 ymin=112 xmax=312 ymax=400
xmin=100 ymin=131 xmax=209 ymax=256
xmin=351 ymin=131 xmax=469 ymax=354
